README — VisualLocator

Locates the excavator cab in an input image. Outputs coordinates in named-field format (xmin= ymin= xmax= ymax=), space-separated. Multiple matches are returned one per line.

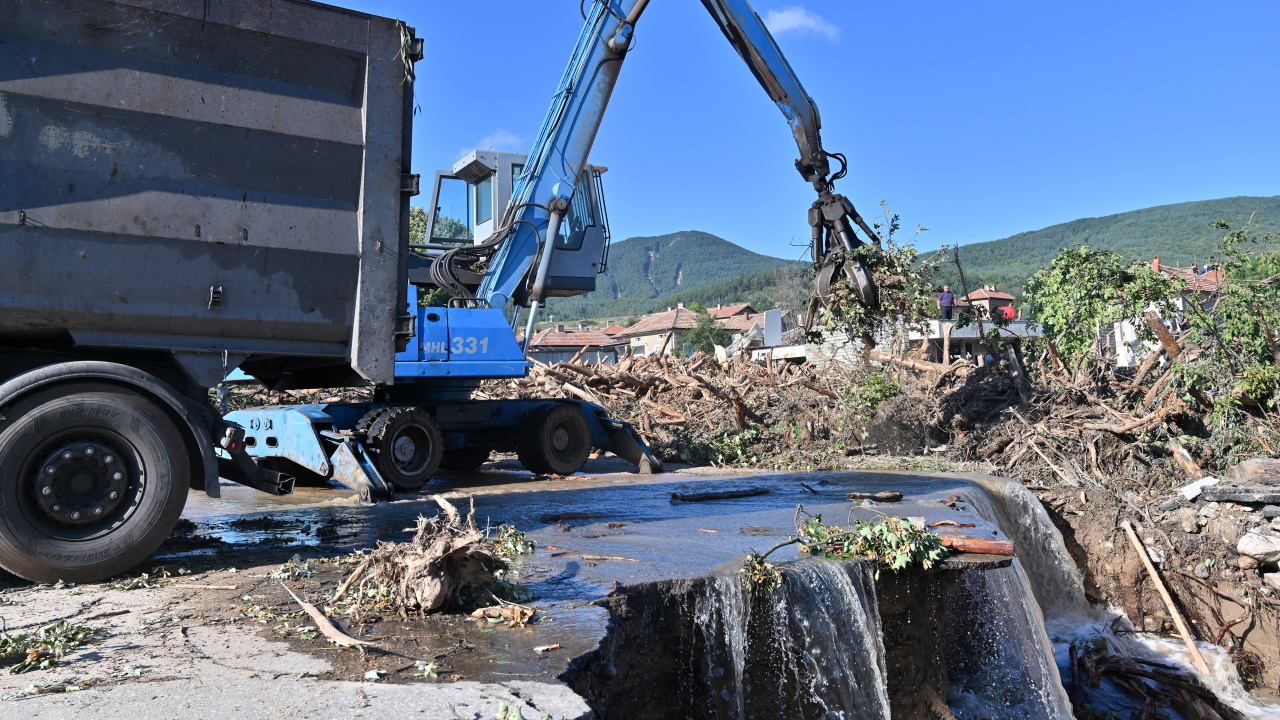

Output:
xmin=421 ymin=150 xmax=611 ymax=299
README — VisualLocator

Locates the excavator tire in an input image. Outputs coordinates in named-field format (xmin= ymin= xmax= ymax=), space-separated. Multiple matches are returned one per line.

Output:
xmin=517 ymin=404 xmax=591 ymax=476
xmin=363 ymin=407 xmax=442 ymax=492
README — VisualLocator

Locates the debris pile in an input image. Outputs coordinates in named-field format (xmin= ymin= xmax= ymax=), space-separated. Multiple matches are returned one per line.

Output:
xmin=1069 ymin=639 xmax=1247 ymax=720
xmin=478 ymin=351 xmax=912 ymax=464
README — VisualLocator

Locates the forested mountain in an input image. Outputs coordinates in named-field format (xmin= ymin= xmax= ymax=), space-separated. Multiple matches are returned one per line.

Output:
xmin=545 ymin=231 xmax=802 ymax=321
xmin=546 ymin=196 xmax=1280 ymax=322
xmin=926 ymin=196 xmax=1280 ymax=295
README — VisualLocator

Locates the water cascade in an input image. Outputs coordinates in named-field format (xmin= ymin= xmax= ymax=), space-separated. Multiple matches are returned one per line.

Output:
xmin=562 ymin=476 xmax=1096 ymax=719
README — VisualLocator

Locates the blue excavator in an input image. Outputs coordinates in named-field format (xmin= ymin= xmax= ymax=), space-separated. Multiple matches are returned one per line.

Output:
xmin=224 ymin=0 xmax=883 ymax=500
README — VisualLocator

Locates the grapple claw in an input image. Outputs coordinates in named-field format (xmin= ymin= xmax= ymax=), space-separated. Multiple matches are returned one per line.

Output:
xmin=814 ymin=253 xmax=879 ymax=311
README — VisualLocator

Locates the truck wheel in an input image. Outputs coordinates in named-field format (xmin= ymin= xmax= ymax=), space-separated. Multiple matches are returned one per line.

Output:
xmin=441 ymin=448 xmax=491 ymax=473
xmin=365 ymin=408 xmax=442 ymax=492
xmin=0 ymin=384 xmax=189 ymax=584
xmin=517 ymin=404 xmax=591 ymax=476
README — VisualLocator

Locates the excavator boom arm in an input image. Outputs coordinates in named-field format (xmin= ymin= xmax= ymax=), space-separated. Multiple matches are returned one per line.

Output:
xmin=469 ymin=0 xmax=878 ymax=333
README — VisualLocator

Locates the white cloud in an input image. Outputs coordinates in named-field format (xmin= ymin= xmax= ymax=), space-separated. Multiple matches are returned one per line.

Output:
xmin=763 ymin=6 xmax=841 ymax=43
xmin=462 ymin=130 xmax=522 ymax=157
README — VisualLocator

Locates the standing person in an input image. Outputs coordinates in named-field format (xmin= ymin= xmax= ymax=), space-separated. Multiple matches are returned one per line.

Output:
xmin=937 ymin=285 xmax=955 ymax=320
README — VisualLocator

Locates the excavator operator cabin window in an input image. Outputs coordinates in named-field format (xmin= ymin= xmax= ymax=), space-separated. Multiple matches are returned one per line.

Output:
xmin=431 ymin=176 xmax=473 ymax=243
xmin=556 ymin=172 xmax=595 ymax=251
xmin=475 ymin=175 xmax=493 ymax=225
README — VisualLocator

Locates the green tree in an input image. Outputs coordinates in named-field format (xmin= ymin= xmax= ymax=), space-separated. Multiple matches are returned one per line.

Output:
xmin=1025 ymin=245 xmax=1177 ymax=362
xmin=687 ymin=302 xmax=708 ymax=315
xmin=408 ymin=206 xmax=471 ymax=243
xmin=409 ymin=206 xmax=428 ymax=243
xmin=685 ymin=313 xmax=733 ymax=355
xmin=419 ymin=287 xmax=450 ymax=307
xmin=1179 ymin=221 xmax=1280 ymax=405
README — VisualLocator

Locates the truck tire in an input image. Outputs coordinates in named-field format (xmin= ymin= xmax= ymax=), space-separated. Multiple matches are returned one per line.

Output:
xmin=517 ymin=404 xmax=591 ymax=476
xmin=365 ymin=407 xmax=442 ymax=492
xmin=0 ymin=383 xmax=189 ymax=584
xmin=441 ymin=448 xmax=491 ymax=473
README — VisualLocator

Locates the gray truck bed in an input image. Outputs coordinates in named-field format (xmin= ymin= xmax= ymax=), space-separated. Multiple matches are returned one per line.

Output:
xmin=0 ymin=0 xmax=414 ymax=387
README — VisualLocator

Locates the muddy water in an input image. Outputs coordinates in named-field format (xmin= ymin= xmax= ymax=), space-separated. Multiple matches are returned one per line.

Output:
xmin=177 ymin=462 xmax=1078 ymax=718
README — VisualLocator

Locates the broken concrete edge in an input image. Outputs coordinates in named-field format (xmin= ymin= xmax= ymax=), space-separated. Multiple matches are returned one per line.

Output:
xmin=1200 ymin=486 xmax=1280 ymax=504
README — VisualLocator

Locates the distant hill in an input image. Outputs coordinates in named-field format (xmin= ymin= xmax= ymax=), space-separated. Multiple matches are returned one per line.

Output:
xmin=926 ymin=196 xmax=1280 ymax=295
xmin=546 ymin=230 xmax=802 ymax=321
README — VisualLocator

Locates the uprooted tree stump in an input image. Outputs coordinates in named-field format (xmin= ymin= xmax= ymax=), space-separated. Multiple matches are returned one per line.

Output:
xmin=339 ymin=496 xmax=507 ymax=615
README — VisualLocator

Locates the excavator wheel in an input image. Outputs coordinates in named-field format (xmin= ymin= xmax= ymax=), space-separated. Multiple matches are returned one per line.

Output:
xmin=363 ymin=407 xmax=443 ymax=492
xmin=517 ymin=404 xmax=591 ymax=476
xmin=441 ymin=448 xmax=491 ymax=473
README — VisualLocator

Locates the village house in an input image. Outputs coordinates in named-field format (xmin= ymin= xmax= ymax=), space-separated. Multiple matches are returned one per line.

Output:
xmin=523 ymin=324 xmax=628 ymax=365
xmin=615 ymin=304 xmax=703 ymax=356
xmin=617 ymin=303 xmax=791 ymax=357
xmin=707 ymin=303 xmax=757 ymax=320
xmin=958 ymin=287 xmax=1017 ymax=320
xmin=1113 ymin=255 xmax=1223 ymax=366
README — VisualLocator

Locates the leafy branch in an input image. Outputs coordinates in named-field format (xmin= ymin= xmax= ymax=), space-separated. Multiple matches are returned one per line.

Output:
xmin=738 ymin=508 xmax=950 ymax=593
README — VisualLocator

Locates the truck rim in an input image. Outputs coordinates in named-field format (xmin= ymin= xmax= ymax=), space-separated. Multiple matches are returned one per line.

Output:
xmin=23 ymin=431 xmax=142 ymax=540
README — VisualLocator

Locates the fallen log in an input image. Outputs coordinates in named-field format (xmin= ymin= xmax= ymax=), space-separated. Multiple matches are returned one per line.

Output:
xmin=846 ymin=490 xmax=903 ymax=502
xmin=1120 ymin=520 xmax=1210 ymax=676
xmin=936 ymin=535 xmax=1015 ymax=556
xmin=867 ymin=350 xmax=950 ymax=374
xmin=1144 ymin=311 xmax=1183 ymax=360
xmin=671 ymin=487 xmax=770 ymax=502
xmin=975 ymin=435 xmax=1013 ymax=458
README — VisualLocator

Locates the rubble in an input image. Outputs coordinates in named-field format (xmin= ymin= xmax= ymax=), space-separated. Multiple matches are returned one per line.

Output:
xmin=1202 ymin=486 xmax=1280 ymax=504
xmin=1236 ymin=533 xmax=1280 ymax=564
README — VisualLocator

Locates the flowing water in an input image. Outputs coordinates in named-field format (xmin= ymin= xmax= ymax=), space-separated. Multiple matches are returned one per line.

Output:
xmin=969 ymin=475 xmax=1280 ymax=719
xmin=181 ymin=466 xmax=1280 ymax=717
xmin=689 ymin=564 xmax=891 ymax=720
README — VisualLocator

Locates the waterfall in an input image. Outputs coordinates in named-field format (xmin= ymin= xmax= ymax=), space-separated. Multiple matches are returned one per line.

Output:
xmin=565 ymin=476 xmax=1107 ymax=719
xmin=937 ymin=476 xmax=1077 ymax=718
xmin=690 ymin=562 xmax=892 ymax=720
xmin=944 ymin=562 xmax=1075 ymax=719
xmin=967 ymin=476 xmax=1090 ymax=621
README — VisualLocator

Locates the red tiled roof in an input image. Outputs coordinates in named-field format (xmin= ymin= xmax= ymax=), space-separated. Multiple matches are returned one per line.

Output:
xmin=1150 ymin=256 xmax=1223 ymax=293
xmin=527 ymin=327 xmax=626 ymax=348
xmin=618 ymin=308 xmax=702 ymax=337
xmin=1160 ymin=266 xmax=1223 ymax=293
xmin=720 ymin=312 xmax=768 ymax=332
xmin=962 ymin=289 xmax=1015 ymax=301
xmin=600 ymin=324 xmax=627 ymax=336
xmin=708 ymin=304 xmax=756 ymax=319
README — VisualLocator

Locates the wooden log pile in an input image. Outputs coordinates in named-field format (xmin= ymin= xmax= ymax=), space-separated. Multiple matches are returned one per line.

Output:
xmin=477 ymin=351 xmax=862 ymax=461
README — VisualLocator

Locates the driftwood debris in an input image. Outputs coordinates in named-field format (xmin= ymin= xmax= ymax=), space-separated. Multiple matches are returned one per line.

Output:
xmin=280 ymin=581 xmax=371 ymax=647
xmin=936 ymin=535 xmax=1015 ymax=556
xmin=1071 ymin=641 xmax=1245 ymax=720
xmin=1120 ymin=520 xmax=1211 ymax=676
xmin=846 ymin=490 xmax=903 ymax=502
xmin=671 ymin=487 xmax=770 ymax=502
xmin=338 ymin=496 xmax=507 ymax=615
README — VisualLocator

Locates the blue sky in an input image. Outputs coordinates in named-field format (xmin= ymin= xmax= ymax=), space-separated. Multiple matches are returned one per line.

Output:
xmin=346 ymin=1 xmax=1280 ymax=260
